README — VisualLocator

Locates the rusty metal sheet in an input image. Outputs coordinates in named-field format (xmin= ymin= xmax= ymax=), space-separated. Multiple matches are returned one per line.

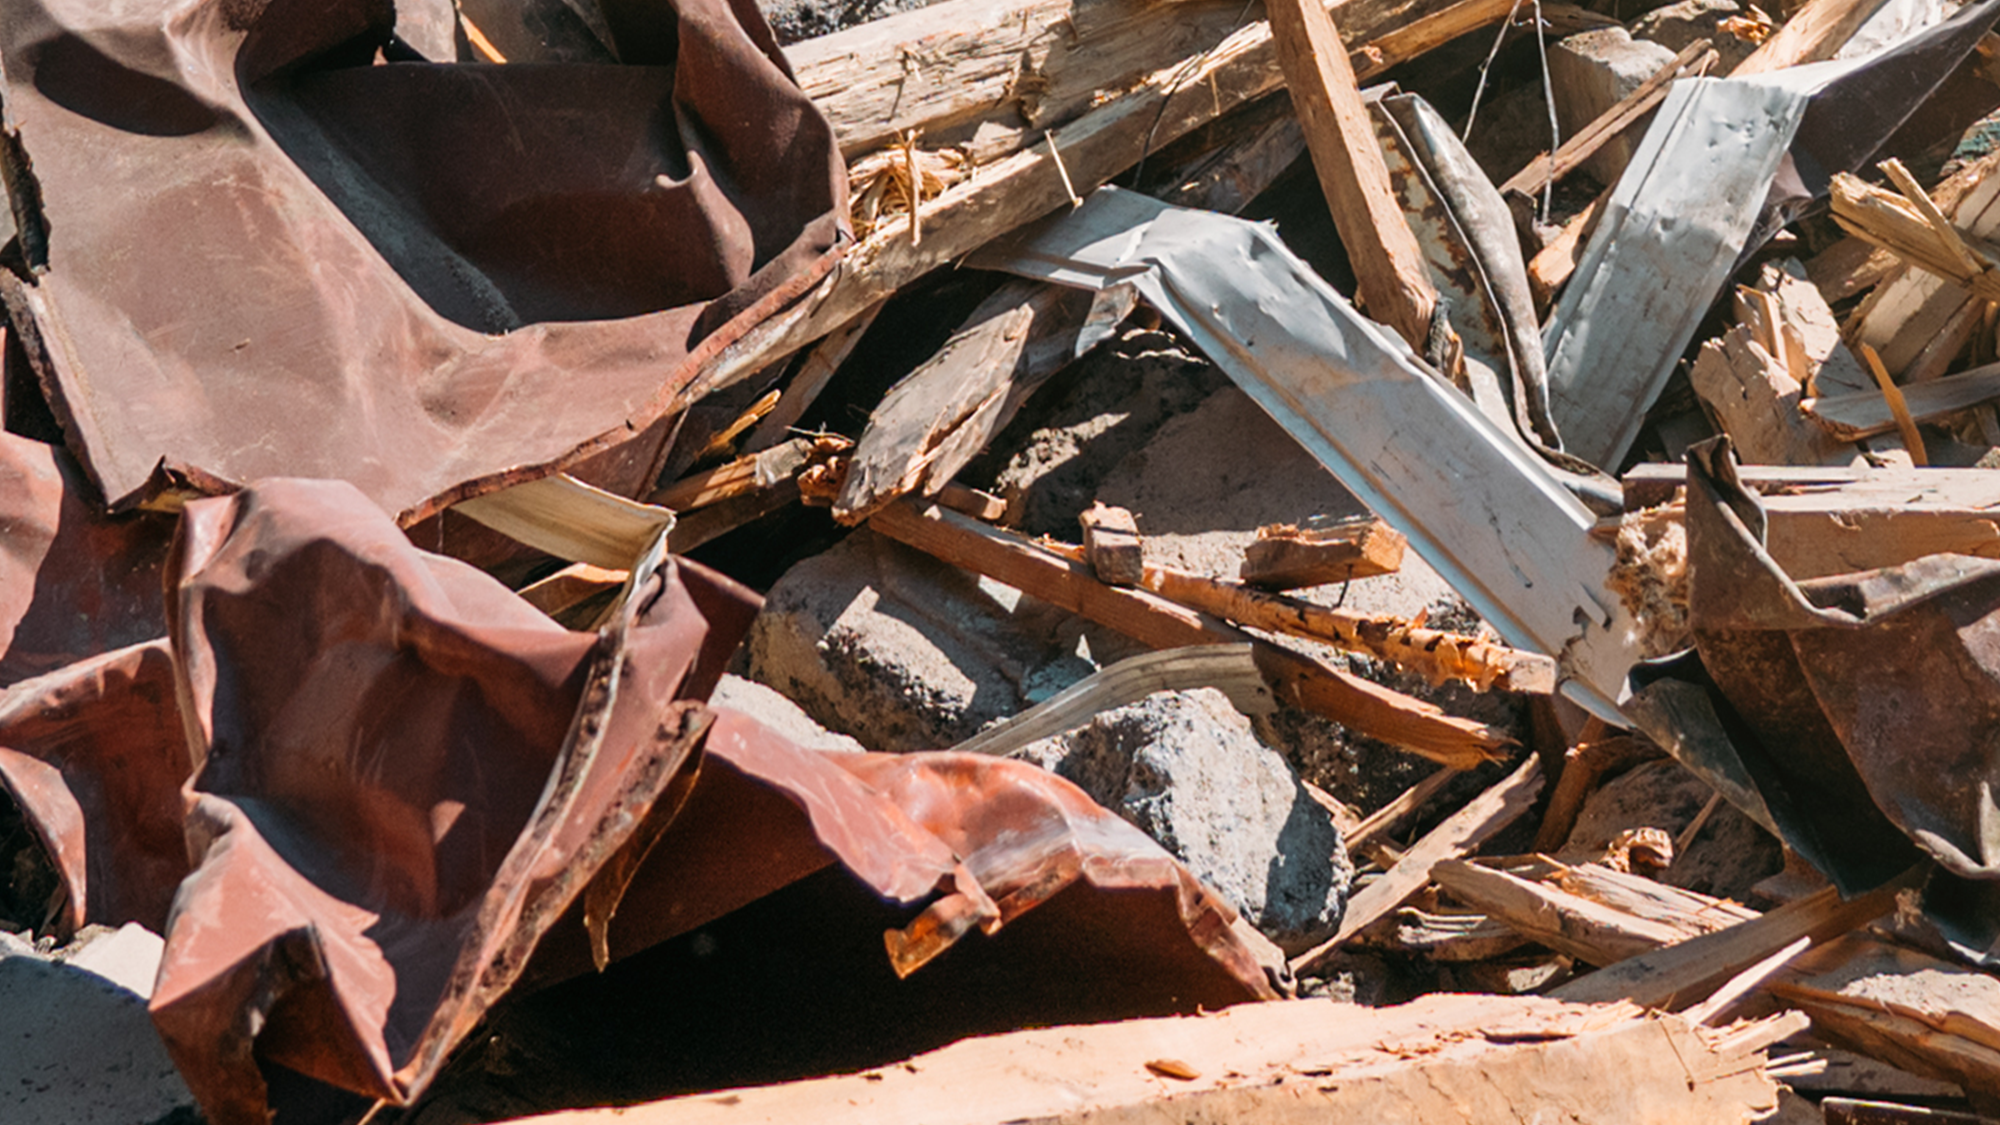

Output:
xmin=0 ymin=640 xmax=188 ymax=938
xmin=0 ymin=0 xmax=846 ymax=522
xmin=0 ymin=476 xmax=1286 ymax=1122
xmin=0 ymin=433 xmax=172 ymax=687
xmin=1631 ymin=436 xmax=2000 ymax=959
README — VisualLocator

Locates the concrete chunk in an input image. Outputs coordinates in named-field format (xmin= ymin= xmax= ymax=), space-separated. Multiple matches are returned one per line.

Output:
xmin=1017 ymin=688 xmax=1354 ymax=954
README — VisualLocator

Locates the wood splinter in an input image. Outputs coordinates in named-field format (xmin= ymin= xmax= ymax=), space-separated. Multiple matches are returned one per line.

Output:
xmin=1241 ymin=516 xmax=1406 ymax=588
xmin=1080 ymin=501 xmax=1145 ymax=586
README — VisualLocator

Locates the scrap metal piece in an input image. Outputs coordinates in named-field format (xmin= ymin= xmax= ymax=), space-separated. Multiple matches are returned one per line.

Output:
xmin=1632 ymin=437 xmax=2000 ymax=956
xmin=1545 ymin=0 xmax=2000 ymax=470
xmin=0 ymin=0 xmax=846 ymax=522
xmin=0 ymin=432 xmax=171 ymax=687
xmin=0 ymin=476 xmax=1287 ymax=1123
xmin=0 ymin=641 xmax=188 ymax=939
xmin=972 ymin=186 xmax=1637 ymax=718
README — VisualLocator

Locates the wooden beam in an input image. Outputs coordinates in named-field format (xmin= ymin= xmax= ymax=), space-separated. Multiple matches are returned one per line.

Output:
xmin=1532 ymin=732 xmax=1659 ymax=852
xmin=1620 ymin=464 xmax=2000 ymax=579
xmin=1291 ymin=754 xmax=1543 ymax=973
xmin=1240 ymin=517 xmax=1406 ymax=588
xmin=505 ymin=993 xmax=1797 ymax=1125
xmin=1732 ymin=0 xmax=1897 ymax=75
xmin=1805 ymin=360 xmax=2000 ymax=442
xmin=1551 ymin=869 xmax=1915 ymax=1009
xmin=868 ymin=499 xmax=1514 ymax=767
xmin=1267 ymin=0 xmax=1437 ymax=350
xmin=1432 ymin=858 xmax=1692 ymax=967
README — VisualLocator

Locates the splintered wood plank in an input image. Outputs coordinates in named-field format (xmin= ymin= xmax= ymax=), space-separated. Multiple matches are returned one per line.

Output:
xmin=1241 ymin=517 xmax=1406 ymax=588
xmin=1804 ymin=360 xmax=2000 ymax=441
xmin=1291 ymin=754 xmax=1543 ymax=973
xmin=1432 ymin=859 xmax=1691 ymax=967
xmin=508 ymin=994 xmax=1791 ymax=1125
xmin=1688 ymin=324 xmax=1862 ymax=466
xmin=1552 ymin=870 xmax=1915 ymax=1010
xmin=1136 ymin=562 xmax=1557 ymax=693
xmin=691 ymin=0 xmax=1521 ymax=408
xmin=1770 ymin=935 xmax=2000 ymax=1097
xmin=1266 ymin=0 xmax=1437 ymax=350
xmin=1079 ymin=501 xmax=1144 ymax=586
xmin=868 ymin=499 xmax=1514 ymax=767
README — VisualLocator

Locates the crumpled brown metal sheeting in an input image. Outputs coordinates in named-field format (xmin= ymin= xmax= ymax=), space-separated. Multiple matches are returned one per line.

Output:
xmin=0 ymin=432 xmax=172 ymax=687
xmin=0 ymin=640 xmax=188 ymax=939
xmin=0 ymin=477 xmax=1281 ymax=1125
xmin=150 ymin=477 xmax=757 ymax=1125
xmin=0 ymin=0 xmax=846 ymax=522
xmin=1676 ymin=437 xmax=2000 ymax=923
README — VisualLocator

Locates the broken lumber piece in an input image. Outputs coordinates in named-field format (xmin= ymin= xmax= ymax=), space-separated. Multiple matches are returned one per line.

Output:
xmin=1619 ymin=465 xmax=2000 ymax=579
xmin=1804 ymin=360 xmax=2000 ymax=441
xmin=454 ymin=473 xmax=676 ymax=570
xmin=869 ymin=499 xmax=1513 ymax=767
xmin=1241 ymin=516 xmax=1406 ymax=588
xmin=1079 ymin=502 xmax=1144 ymax=586
xmin=1533 ymin=732 xmax=1661 ymax=852
xmin=1768 ymin=934 xmax=2000 ymax=1098
xmin=1829 ymin=168 xmax=2000 ymax=305
xmin=1267 ymin=0 xmax=1438 ymax=351
xmin=1432 ymin=858 xmax=1692 ymax=967
xmin=689 ymin=0 xmax=1525 ymax=409
xmin=1500 ymin=38 xmax=1715 ymax=205
xmin=1291 ymin=754 xmax=1543 ymax=973
xmin=1731 ymin=0 xmax=1896 ymax=75
xmin=1552 ymin=867 xmax=1918 ymax=1009
xmin=507 ymin=993 xmax=1799 ymax=1125
xmin=1136 ymin=561 xmax=1558 ymax=693
xmin=1689 ymin=322 xmax=1863 ymax=466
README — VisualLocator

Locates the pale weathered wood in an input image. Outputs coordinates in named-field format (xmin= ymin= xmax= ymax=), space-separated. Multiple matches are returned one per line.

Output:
xmin=652 ymin=437 xmax=823 ymax=511
xmin=455 ymin=473 xmax=675 ymax=570
xmin=1291 ymin=755 xmax=1543 ymax=973
xmin=950 ymin=644 xmax=1274 ymax=756
xmin=1267 ymin=0 xmax=1437 ymax=350
xmin=1689 ymin=324 xmax=1862 ymax=466
xmin=1770 ymin=935 xmax=2000 ymax=1097
xmin=1731 ymin=0 xmax=1895 ymax=75
xmin=1500 ymin=38 xmax=1715 ymax=202
xmin=1552 ymin=870 xmax=1914 ymax=1009
xmin=1847 ymin=150 xmax=2000 ymax=378
xmin=787 ymin=0 xmax=1478 ymax=163
xmin=1621 ymin=465 xmax=2000 ymax=579
xmin=868 ymin=499 xmax=1515 ymax=766
xmin=1804 ymin=359 xmax=2000 ymax=441
xmin=1240 ymin=517 xmax=1406 ymax=588
xmin=507 ymin=994 xmax=1791 ymax=1125
xmin=1080 ymin=502 xmax=1145 ymax=586
xmin=1432 ymin=858 xmax=1692 ymax=966
xmin=1549 ymin=861 xmax=1761 ymax=934
xmin=833 ymin=282 xmax=1098 ymax=522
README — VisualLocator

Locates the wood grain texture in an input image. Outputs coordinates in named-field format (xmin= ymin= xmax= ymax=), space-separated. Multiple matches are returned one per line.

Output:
xmin=507 ymin=993 xmax=1789 ymax=1125
xmin=1267 ymin=0 xmax=1436 ymax=349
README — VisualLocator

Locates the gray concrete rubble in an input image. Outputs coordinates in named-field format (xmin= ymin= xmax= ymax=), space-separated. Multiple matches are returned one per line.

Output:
xmin=1 ymin=925 xmax=194 ymax=1125
xmin=742 ymin=528 xmax=1147 ymax=751
xmin=1015 ymin=687 xmax=1354 ymax=955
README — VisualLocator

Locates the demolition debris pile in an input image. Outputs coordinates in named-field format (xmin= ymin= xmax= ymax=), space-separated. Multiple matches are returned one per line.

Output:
xmin=2 ymin=0 xmax=2000 ymax=1121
